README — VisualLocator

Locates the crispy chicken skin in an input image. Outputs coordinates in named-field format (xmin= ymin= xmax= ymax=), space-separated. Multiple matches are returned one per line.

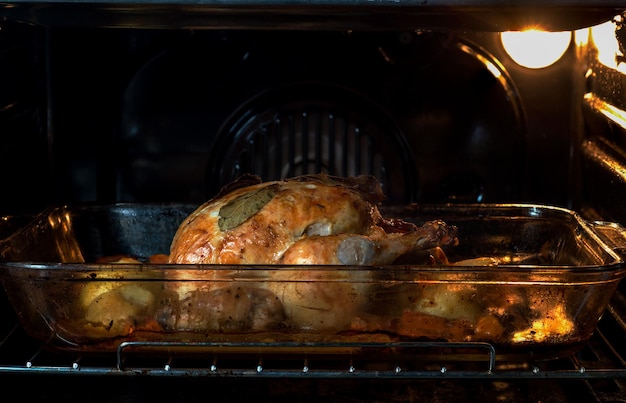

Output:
xmin=168 ymin=174 xmax=458 ymax=265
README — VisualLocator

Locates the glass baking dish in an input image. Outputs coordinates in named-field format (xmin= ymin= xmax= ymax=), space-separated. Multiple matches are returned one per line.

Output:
xmin=1 ymin=203 xmax=625 ymax=361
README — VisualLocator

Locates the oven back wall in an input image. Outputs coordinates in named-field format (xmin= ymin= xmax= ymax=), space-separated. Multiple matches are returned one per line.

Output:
xmin=0 ymin=23 xmax=579 ymax=214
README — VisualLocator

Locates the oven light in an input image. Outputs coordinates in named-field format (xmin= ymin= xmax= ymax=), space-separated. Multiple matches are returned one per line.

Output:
xmin=501 ymin=30 xmax=572 ymax=69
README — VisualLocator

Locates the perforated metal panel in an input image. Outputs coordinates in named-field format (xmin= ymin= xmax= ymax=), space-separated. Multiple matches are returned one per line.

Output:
xmin=206 ymin=82 xmax=418 ymax=203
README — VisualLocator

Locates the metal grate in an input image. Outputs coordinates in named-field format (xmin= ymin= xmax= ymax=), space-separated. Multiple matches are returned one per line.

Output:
xmin=238 ymin=111 xmax=385 ymax=184
xmin=2 ymin=301 xmax=626 ymax=401
xmin=206 ymin=82 xmax=418 ymax=203
xmin=2 ymin=309 xmax=626 ymax=383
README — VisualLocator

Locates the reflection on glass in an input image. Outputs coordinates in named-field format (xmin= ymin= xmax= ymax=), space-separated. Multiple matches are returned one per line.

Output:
xmin=590 ymin=19 xmax=626 ymax=74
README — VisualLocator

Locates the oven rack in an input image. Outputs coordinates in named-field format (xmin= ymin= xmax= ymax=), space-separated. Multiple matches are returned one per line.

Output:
xmin=1 ymin=311 xmax=626 ymax=383
xmin=2 ymin=285 xmax=626 ymax=388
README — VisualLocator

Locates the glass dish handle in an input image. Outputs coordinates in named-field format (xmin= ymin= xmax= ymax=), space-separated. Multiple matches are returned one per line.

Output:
xmin=588 ymin=221 xmax=626 ymax=256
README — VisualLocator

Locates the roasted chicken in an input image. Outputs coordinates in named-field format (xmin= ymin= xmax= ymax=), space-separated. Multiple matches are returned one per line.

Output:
xmin=164 ymin=174 xmax=459 ymax=331
xmin=168 ymin=174 xmax=458 ymax=265
xmin=83 ymin=175 xmax=462 ymax=335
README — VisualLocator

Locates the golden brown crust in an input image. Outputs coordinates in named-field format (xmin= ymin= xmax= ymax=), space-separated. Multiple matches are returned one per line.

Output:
xmin=168 ymin=174 xmax=458 ymax=265
xmin=169 ymin=175 xmax=383 ymax=264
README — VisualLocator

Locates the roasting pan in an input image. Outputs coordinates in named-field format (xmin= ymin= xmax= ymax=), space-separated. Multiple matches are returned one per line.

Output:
xmin=1 ymin=203 xmax=626 ymax=362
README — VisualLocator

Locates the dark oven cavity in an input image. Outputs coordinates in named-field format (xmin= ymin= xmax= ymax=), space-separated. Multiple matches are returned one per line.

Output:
xmin=2 ymin=3 xmax=626 ymax=402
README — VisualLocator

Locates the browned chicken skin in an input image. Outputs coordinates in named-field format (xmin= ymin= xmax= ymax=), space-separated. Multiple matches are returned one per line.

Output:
xmin=165 ymin=174 xmax=459 ymax=331
xmin=168 ymin=174 xmax=458 ymax=265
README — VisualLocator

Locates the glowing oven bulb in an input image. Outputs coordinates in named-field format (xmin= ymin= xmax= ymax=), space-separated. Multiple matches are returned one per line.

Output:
xmin=501 ymin=30 xmax=572 ymax=69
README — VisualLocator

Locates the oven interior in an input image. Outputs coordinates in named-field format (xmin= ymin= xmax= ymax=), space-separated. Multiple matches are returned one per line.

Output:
xmin=3 ymin=2 xmax=626 ymax=401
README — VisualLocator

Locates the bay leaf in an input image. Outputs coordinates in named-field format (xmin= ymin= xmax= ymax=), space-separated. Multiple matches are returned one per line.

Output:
xmin=218 ymin=184 xmax=278 ymax=231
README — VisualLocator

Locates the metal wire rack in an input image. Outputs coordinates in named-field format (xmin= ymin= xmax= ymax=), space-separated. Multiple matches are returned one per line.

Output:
xmin=0 ymin=296 xmax=625 ymax=402
xmin=0 ymin=305 xmax=625 ymax=382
